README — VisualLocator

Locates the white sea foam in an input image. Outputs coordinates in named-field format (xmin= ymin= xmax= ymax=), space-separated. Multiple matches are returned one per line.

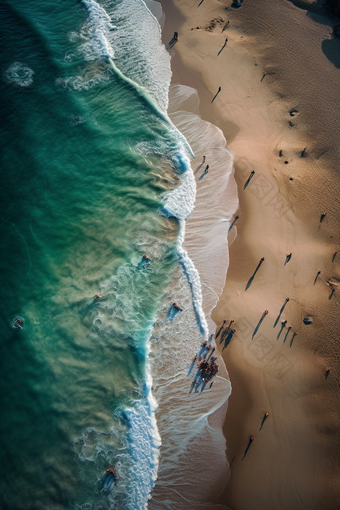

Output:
xmin=4 ymin=62 xmax=34 ymax=87
xmin=162 ymin=148 xmax=196 ymax=221
xmin=169 ymin=85 xmax=239 ymax=329
xmin=77 ymin=0 xmax=238 ymax=507
xmin=81 ymin=0 xmax=115 ymax=59
xmin=146 ymin=80 xmax=238 ymax=508
xmin=93 ymin=0 xmax=171 ymax=113
xmin=124 ymin=377 xmax=161 ymax=510
xmin=55 ymin=70 xmax=112 ymax=91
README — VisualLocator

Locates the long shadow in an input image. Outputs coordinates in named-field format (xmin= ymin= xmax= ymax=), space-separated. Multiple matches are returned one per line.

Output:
xmin=215 ymin=320 xmax=226 ymax=340
xmin=283 ymin=326 xmax=291 ymax=344
xmin=290 ymin=331 xmax=297 ymax=348
xmin=198 ymin=168 xmax=209 ymax=181
xmin=277 ymin=321 xmax=286 ymax=340
xmin=167 ymin=33 xmax=178 ymax=50
xmin=314 ymin=271 xmax=321 ymax=285
xmin=167 ymin=303 xmax=182 ymax=320
xmin=246 ymin=257 xmax=265 ymax=290
xmin=220 ymin=321 xmax=234 ymax=344
xmin=228 ymin=215 xmax=239 ymax=233
xmin=217 ymin=39 xmax=228 ymax=56
xmin=220 ymin=326 xmax=229 ymax=345
xmin=273 ymin=298 xmax=289 ymax=327
xmin=243 ymin=171 xmax=255 ymax=190
xmin=222 ymin=329 xmax=235 ymax=351
xmin=259 ymin=413 xmax=269 ymax=431
xmin=252 ymin=312 xmax=267 ymax=339
xmin=222 ymin=20 xmax=230 ymax=33
xmin=211 ymin=88 xmax=221 ymax=103
xmin=194 ymin=157 xmax=206 ymax=174
xmin=242 ymin=437 xmax=254 ymax=460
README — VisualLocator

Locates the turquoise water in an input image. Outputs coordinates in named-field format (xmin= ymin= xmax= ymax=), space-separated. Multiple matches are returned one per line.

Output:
xmin=0 ymin=1 xmax=186 ymax=508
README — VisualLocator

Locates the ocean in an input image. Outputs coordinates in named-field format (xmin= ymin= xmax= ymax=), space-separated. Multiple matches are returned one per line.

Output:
xmin=0 ymin=1 xmax=237 ymax=509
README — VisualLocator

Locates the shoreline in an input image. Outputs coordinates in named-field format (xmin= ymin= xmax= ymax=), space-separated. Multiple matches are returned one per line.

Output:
xmin=159 ymin=0 xmax=340 ymax=509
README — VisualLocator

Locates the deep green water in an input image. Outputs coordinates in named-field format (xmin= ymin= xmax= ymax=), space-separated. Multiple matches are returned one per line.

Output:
xmin=0 ymin=1 xmax=180 ymax=508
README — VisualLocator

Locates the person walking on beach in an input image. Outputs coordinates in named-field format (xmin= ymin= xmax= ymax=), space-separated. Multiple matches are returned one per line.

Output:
xmin=273 ymin=298 xmax=289 ymax=327
xmin=284 ymin=253 xmax=292 ymax=265
xmin=259 ymin=412 xmax=269 ymax=431
xmin=199 ymin=165 xmax=209 ymax=181
xmin=228 ymin=215 xmax=239 ymax=232
xmin=211 ymin=87 xmax=221 ymax=103
xmin=242 ymin=436 xmax=254 ymax=460
xmin=290 ymin=331 xmax=298 ymax=347
xmin=314 ymin=271 xmax=321 ymax=285
xmin=222 ymin=20 xmax=230 ymax=32
xmin=243 ymin=170 xmax=255 ymax=190
xmin=217 ymin=38 xmax=228 ymax=56
xmin=252 ymin=311 xmax=268 ymax=339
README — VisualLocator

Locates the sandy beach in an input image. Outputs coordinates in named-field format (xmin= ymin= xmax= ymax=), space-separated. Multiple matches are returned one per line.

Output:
xmin=160 ymin=0 xmax=340 ymax=508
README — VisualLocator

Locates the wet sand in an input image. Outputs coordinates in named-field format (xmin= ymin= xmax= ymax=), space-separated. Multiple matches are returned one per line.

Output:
xmin=160 ymin=0 xmax=340 ymax=508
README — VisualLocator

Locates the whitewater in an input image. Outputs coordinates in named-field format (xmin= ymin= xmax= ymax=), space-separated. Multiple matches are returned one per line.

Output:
xmin=25 ymin=0 xmax=237 ymax=510
xmin=76 ymin=0 xmax=239 ymax=507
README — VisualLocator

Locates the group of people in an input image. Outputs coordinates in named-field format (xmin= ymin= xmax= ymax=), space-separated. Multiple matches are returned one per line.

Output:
xmin=189 ymin=335 xmax=220 ymax=393
xmin=216 ymin=319 xmax=236 ymax=350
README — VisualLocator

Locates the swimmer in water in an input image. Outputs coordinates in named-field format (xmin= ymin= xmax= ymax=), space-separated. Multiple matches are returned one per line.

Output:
xmin=173 ymin=303 xmax=182 ymax=311
xmin=14 ymin=317 xmax=23 ymax=329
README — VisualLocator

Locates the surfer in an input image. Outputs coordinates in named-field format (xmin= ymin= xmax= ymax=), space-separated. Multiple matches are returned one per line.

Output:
xmin=94 ymin=294 xmax=101 ymax=299
xmin=13 ymin=317 xmax=23 ymax=329
xmin=106 ymin=467 xmax=117 ymax=478
xmin=138 ymin=254 xmax=153 ymax=269
xmin=172 ymin=303 xmax=182 ymax=311
xmin=103 ymin=467 xmax=117 ymax=490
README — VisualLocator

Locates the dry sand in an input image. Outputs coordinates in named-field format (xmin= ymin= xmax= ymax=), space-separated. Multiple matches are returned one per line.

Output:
xmin=160 ymin=0 xmax=340 ymax=508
